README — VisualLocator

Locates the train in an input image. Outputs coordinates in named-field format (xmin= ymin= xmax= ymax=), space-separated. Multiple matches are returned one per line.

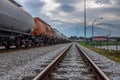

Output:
xmin=0 ymin=0 xmax=68 ymax=49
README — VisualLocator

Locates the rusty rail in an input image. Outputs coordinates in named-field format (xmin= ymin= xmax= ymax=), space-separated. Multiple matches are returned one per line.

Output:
xmin=33 ymin=44 xmax=72 ymax=80
xmin=76 ymin=44 xmax=110 ymax=80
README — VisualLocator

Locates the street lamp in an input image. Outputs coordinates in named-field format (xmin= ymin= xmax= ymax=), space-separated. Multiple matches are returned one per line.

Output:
xmin=92 ymin=17 xmax=103 ymax=46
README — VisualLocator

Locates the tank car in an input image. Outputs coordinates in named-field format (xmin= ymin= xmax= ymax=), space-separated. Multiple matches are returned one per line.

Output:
xmin=53 ymin=29 xmax=65 ymax=39
xmin=0 ymin=0 xmax=34 ymax=49
xmin=53 ymin=28 xmax=66 ymax=43
xmin=0 ymin=0 xmax=34 ymax=32
xmin=46 ymin=25 xmax=54 ymax=39
xmin=31 ymin=17 xmax=54 ymax=45
xmin=60 ymin=33 xmax=68 ymax=43
xmin=31 ymin=17 xmax=47 ymax=37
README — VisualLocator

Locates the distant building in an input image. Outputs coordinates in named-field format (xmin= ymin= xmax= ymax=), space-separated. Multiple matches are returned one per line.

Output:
xmin=109 ymin=37 xmax=117 ymax=42
xmin=93 ymin=36 xmax=108 ymax=41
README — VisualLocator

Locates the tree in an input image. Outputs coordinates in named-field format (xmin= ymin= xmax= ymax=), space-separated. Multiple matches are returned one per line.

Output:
xmin=117 ymin=37 xmax=120 ymax=41
xmin=70 ymin=36 xmax=77 ymax=39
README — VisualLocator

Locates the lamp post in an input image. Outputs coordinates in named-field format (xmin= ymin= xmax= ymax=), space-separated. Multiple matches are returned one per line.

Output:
xmin=92 ymin=17 xmax=103 ymax=47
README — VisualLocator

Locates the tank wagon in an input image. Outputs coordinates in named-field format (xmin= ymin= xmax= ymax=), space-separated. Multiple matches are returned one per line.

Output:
xmin=53 ymin=29 xmax=68 ymax=43
xmin=0 ymin=0 xmax=34 ymax=32
xmin=0 ymin=0 xmax=35 ymax=48
xmin=31 ymin=17 xmax=55 ymax=45
xmin=0 ymin=0 xmax=68 ymax=49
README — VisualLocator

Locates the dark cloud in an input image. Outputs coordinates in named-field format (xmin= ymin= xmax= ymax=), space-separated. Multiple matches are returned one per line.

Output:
xmin=55 ymin=0 xmax=80 ymax=4
xmin=95 ymin=0 xmax=111 ymax=4
xmin=54 ymin=0 xmax=78 ymax=13
xmin=97 ymin=23 xmax=120 ymax=28
xmin=95 ymin=22 xmax=120 ymax=36
xmin=21 ymin=0 xmax=45 ymax=16
xmin=115 ymin=1 xmax=120 ymax=7
xmin=49 ymin=20 xmax=63 ymax=23
xmin=59 ymin=4 xmax=75 ymax=12
xmin=25 ymin=0 xmax=45 ymax=10
xmin=86 ymin=7 xmax=120 ymax=18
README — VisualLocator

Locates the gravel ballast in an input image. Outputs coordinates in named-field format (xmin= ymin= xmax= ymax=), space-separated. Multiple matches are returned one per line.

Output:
xmin=51 ymin=44 xmax=95 ymax=80
xmin=0 ymin=43 xmax=70 ymax=80
xmin=77 ymin=44 xmax=120 ymax=80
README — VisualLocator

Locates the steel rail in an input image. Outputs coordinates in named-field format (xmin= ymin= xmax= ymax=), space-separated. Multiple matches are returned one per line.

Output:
xmin=33 ymin=44 xmax=72 ymax=80
xmin=76 ymin=44 xmax=110 ymax=80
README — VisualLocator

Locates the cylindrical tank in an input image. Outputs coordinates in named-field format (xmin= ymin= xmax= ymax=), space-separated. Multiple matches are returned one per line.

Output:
xmin=53 ymin=29 xmax=63 ymax=39
xmin=31 ymin=18 xmax=47 ymax=36
xmin=32 ymin=17 xmax=54 ymax=39
xmin=46 ymin=26 xmax=54 ymax=39
xmin=50 ymin=27 xmax=55 ymax=39
xmin=0 ymin=0 xmax=34 ymax=33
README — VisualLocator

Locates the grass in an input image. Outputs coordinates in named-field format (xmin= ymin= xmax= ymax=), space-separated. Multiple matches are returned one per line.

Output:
xmin=78 ymin=42 xmax=120 ymax=63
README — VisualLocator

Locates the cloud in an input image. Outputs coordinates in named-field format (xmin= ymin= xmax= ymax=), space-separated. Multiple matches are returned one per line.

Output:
xmin=55 ymin=0 xmax=80 ymax=4
xmin=40 ymin=0 xmax=83 ymax=24
xmin=59 ymin=4 xmax=75 ymax=12
xmin=15 ymin=0 xmax=120 ymax=37
xmin=95 ymin=0 xmax=111 ymax=4
xmin=15 ymin=0 xmax=29 ymax=5
xmin=25 ymin=0 xmax=45 ymax=9
xmin=97 ymin=23 xmax=120 ymax=29
xmin=40 ymin=0 xmax=60 ymax=17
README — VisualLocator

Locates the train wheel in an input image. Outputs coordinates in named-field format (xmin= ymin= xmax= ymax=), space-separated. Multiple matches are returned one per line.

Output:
xmin=25 ymin=44 xmax=29 ymax=48
xmin=15 ymin=39 xmax=22 ymax=49
xmin=24 ymin=41 xmax=29 ymax=48
xmin=4 ymin=42 xmax=11 ymax=49
xmin=5 ymin=45 xmax=10 ymax=49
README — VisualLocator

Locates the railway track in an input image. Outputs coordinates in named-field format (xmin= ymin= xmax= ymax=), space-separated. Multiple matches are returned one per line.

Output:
xmin=22 ymin=43 xmax=110 ymax=80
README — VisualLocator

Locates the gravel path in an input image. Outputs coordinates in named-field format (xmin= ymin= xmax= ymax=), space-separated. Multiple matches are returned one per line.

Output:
xmin=0 ymin=43 xmax=70 ymax=80
xmin=77 ymin=44 xmax=120 ymax=80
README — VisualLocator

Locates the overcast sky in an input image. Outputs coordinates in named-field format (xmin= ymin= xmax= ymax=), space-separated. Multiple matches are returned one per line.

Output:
xmin=16 ymin=0 xmax=120 ymax=37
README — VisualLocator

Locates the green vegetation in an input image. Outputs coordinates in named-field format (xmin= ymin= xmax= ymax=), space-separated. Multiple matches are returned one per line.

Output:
xmin=69 ymin=36 xmax=83 ymax=40
xmin=78 ymin=42 xmax=120 ymax=63
xmin=117 ymin=37 xmax=120 ymax=41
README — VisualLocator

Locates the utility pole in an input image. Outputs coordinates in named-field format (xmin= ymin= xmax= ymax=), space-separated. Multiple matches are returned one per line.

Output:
xmin=84 ymin=0 xmax=86 ymax=42
xmin=109 ymin=30 xmax=111 ymax=37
